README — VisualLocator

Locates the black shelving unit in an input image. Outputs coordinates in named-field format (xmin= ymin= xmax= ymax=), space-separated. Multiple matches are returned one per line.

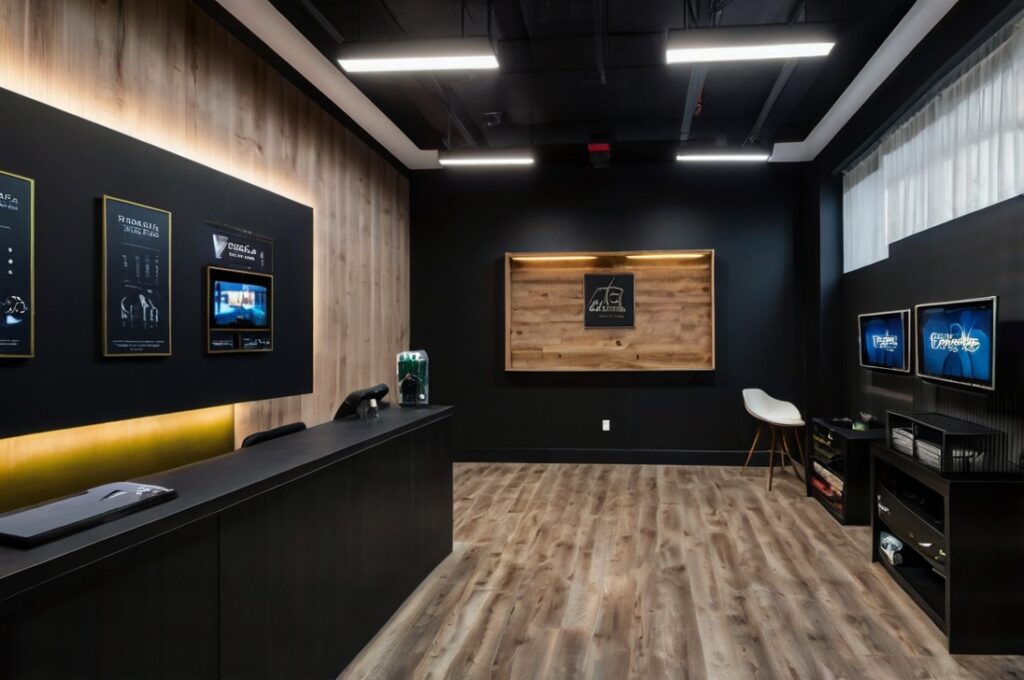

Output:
xmin=871 ymin=442 xmax=1024 ymax=654
xmin=805 ymin=417 xmax=885 ymax=525
xmin=886 ymin=410 xmax=1009 ymax=474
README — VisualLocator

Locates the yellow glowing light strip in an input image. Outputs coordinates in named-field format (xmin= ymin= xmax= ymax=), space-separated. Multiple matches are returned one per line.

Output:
xmin=625 ymin=253 xmax=708 ymax=260
xmin=0 ymin=405 xmax=235 ymax=513
xmin=511 ymin=255 xmax=599 ymax=262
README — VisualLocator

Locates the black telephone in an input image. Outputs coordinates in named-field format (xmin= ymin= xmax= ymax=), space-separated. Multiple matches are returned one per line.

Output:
xmin=334 ymin=384 xmax=390 ymax=420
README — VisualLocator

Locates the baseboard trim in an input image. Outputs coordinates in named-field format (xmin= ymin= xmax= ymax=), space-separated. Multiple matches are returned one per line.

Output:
xmin=454 ymin=448 xmax=778 ymax=466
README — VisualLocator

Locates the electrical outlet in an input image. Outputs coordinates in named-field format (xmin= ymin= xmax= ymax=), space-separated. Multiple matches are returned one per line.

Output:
xmin=602 ymin=419 xmax=611 ymax=432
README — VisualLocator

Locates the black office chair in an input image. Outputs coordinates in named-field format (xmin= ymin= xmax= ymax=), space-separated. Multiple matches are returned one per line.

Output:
xmin=240 ymin=422 xmax=306 ymax=448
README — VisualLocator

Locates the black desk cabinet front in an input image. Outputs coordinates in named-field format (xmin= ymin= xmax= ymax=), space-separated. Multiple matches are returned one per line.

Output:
xmin=0 ymin=407 xmax=454 ymax=680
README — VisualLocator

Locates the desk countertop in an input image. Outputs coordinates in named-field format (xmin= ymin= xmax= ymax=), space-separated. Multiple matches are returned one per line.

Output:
xmin=0 ymin=405 xmax=453 ymax=601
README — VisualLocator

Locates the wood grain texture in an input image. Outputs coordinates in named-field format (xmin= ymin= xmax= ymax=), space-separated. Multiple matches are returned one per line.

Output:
xmin=506 ymin=251 xmax=714 ymax=371
xmin=340 ymin=463 xmax=1024 ymax=680
xmin=0 ymin=0 xmax=409 ymax=447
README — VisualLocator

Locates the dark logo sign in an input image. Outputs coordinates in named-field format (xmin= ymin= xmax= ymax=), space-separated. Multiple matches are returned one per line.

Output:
xmin=207 ymin=222 xmax=273 ymax=273
xmin=584 ymin=273 xmax=635 ymax=328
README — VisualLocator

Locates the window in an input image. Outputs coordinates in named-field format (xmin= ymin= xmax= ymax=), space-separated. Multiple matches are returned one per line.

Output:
xmin=843 ymin=13 xmax=1024 ymax=272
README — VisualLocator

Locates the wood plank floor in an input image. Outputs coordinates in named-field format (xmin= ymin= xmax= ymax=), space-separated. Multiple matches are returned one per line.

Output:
xmin=339 ymin=463 xmax=1024 ymax=680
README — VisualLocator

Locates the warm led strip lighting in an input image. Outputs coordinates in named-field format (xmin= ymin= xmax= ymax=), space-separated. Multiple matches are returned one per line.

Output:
xmin=676 ymin=153 xmax=770 ymax=162
xmin=339 ymin=54 xmax=499 ymax=73
xmin=440 ymin=156 xmax=535 ymax=167
xmin=511 ymin=255 xmax=599 ymax=262
xmin=667 ymin=42 xmax=834 ymax=64
xmin=625 ymin=253 xmax=708 ymax=260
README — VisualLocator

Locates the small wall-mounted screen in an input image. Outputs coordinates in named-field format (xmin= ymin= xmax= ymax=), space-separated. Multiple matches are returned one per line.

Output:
xmin=915 ymin=296 xmax=996 ymax=391
xmin=212 ymin=280 xmax=270 ymax=329
xmin=207 ymin=266 xmax=273 ymax=353
xmin=858 ymin=309 xmax=910 ymax=373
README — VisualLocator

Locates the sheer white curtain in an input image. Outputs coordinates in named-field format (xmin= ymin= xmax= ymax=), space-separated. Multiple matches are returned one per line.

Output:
xmin=843 ymin=13 xmax=1024 ymax=272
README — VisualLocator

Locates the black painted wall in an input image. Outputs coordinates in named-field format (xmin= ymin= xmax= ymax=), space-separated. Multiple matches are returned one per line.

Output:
xmin=411 ymin=163 xmax=812 ymax=461
xmin=0 ymin=88 xmax=313 ymax=438
xmin=844 ymin=196 xmax=1024 ymax=461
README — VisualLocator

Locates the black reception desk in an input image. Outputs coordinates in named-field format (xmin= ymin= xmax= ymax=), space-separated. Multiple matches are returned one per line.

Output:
xmin=0 ymin=406 xmax=454 ymax=679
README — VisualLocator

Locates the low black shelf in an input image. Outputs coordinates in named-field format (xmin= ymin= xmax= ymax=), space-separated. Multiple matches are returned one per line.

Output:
xmin=886 ymin=410 xmax=1010 ymax=475
xmin=871 ymin=443 xmax=1024 ymax=654
xmin=805 ymin=417 xmax=885 ymax=525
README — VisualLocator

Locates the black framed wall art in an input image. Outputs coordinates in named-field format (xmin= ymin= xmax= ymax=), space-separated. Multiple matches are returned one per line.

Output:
xmin=584 ymin=273 xmax=635 ymax=328
xmin=0 ymin=169 xmax=34 ymax=358
xmin=102 ymin=195 xmax=172 ymax=357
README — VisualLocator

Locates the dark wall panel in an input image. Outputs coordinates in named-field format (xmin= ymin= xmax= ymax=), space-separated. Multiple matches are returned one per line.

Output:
xmin=411 ymin=164 xmax=807 ymax=458
xmin=0 ymin=87 xmax=313 ymax=438
xmin=0 ymin=516 xmax=221 ymax=680
xmin=844 ymin=196 xmax=1024 ymax=459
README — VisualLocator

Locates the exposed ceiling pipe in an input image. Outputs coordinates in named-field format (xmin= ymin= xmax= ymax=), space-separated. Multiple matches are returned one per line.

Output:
xmin=376 ymin=0 xmax=483 ymax=150
xmin=593 ymin=0 xmax=608 ymax=85
xmin=770 ymin=0 xmax=958 ymax=162
xmin=679 ymin=0 xmax=716 ymax=143
xmin=745 ymin=59 xmax=796 ymax=145
xmin=679 ymin=65 xmax=707 ymax=141
xmin=426 ymin=78 xmax=485 ymax=149
xmin=298 ymin=0 xmax=345 ymax=44
xmin=744 ymin=0 xmax=805 ymax=146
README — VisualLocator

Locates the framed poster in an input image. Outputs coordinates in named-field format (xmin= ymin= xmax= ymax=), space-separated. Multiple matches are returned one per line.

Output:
xmin=0 ymin=169 xmax=34 ymax=358
xmin=102 ymin=195 xmax=172 ymax=357
xmin=584 ymin=273 xmax=635 ymax=328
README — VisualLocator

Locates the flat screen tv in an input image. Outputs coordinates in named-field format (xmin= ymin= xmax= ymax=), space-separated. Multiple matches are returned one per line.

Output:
xmin=858 ymin=309 xmax=910 ymax=372
xmin=915 ymin=296 xmax=996 ymax=391
xmin=206 ymin=266 xmax=273 ymax=353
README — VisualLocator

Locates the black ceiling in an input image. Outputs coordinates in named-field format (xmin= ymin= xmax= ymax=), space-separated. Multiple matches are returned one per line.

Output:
xmin=269 ymin=0 xmax=915 ymax=162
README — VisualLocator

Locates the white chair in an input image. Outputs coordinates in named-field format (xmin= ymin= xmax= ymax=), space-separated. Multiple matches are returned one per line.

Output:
xmin=742 ymin=388 xmax=806 ymax=491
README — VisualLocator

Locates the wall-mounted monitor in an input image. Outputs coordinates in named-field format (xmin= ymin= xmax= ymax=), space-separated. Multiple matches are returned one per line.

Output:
xmin=207 ymin=266 xmax=273 ymax=353
xmin=858 ymin=309 xmax=910 ymax=373
xmin=915 ymin=296 xmax=996 ymax=391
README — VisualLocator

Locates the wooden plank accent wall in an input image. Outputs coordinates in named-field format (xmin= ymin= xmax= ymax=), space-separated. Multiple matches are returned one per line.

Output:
xmin=506 ymin=251 xmax=715 ymax=371
xmin=0 ymin=0 xmax=409 ymax=450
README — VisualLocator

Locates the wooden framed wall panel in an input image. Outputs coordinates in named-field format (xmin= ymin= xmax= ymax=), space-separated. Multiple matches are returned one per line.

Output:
xmin=505 ymin=250 xmax=715 ymax=372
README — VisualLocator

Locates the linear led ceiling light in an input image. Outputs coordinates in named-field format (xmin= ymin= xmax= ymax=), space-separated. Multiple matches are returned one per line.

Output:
xmin=439 ymin=149 xmax=535 ymax=167
xmin=676 ymin=152 xmax=770 ymax=162
xmin=338 ymin=37 xmax=498 ymax=73
xmin=667 ymin=25 xmax=834 ymax=64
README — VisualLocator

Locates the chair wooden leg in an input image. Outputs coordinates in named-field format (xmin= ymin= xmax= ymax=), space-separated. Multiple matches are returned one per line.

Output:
xmin=793 ymin=427 xmax=807 ymax=470
xmin=779 ymin=431 xmax=790 ymax=474
xmin=743 ymin=424 xmax=762 ymax=471
xmin=767 ymin=427 xmax=777 ymax=491
xmin=783 ymin=429 xmax=801 ymax=479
